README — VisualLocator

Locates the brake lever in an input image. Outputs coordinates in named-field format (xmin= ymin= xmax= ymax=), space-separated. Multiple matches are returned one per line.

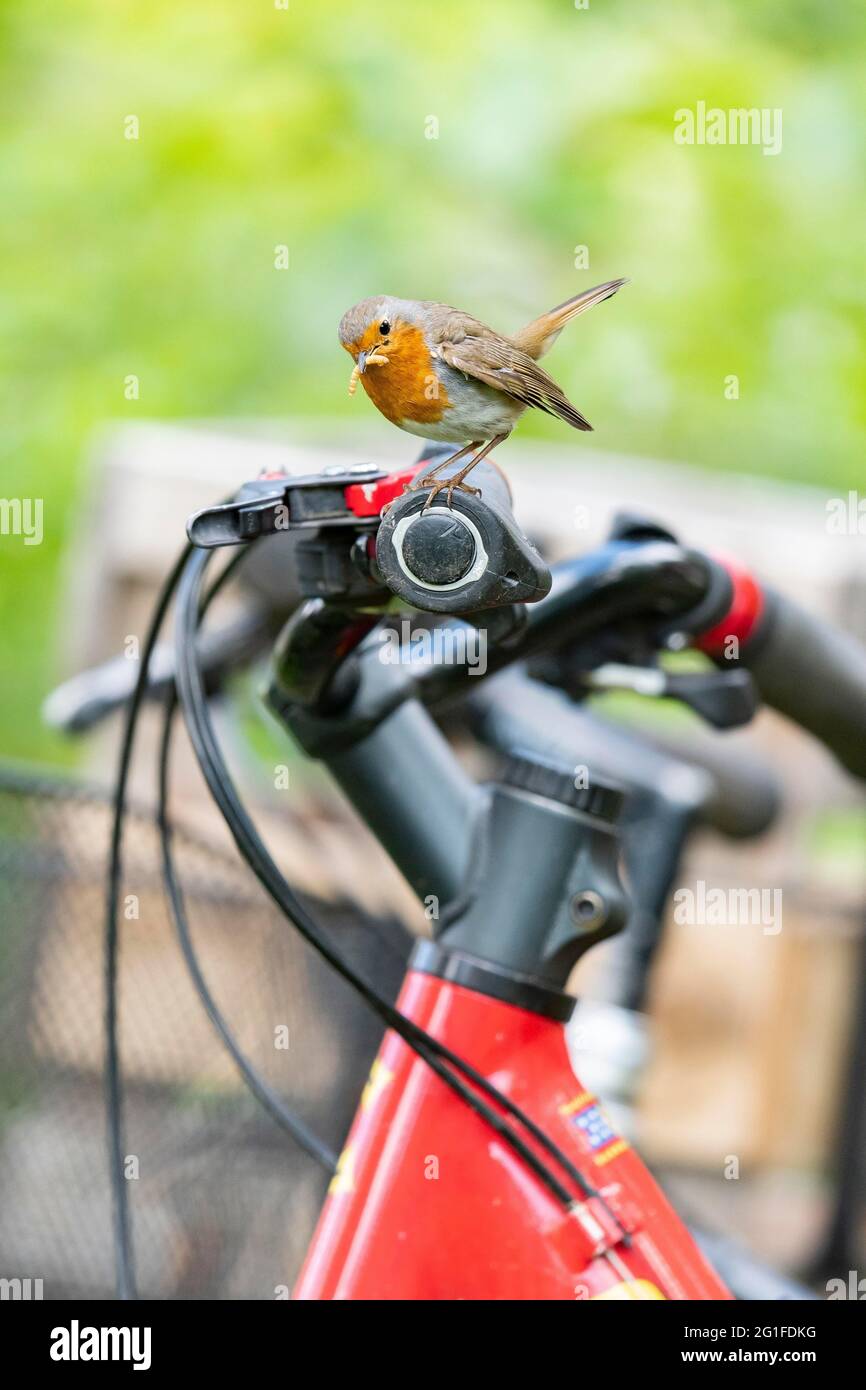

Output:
xmin=187 ymin=464 xmax=389 ymax=547
xmin=581 ymin=661 xmax=758 ymax=730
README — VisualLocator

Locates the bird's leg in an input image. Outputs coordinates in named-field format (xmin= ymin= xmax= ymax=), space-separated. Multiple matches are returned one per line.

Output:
xmin=404 ymin=441 xmax=480 ymax=492
xmin=404 ymin=433 xmax=509 ymax=511
xmin=434 ymin=433 xmax=509 ymax=508
xmin=376 ymin=443 xmax=480 ymax=519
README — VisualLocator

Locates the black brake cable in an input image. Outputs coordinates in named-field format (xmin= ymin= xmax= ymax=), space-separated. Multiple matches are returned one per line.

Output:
xmin=107 ymin=544 xmax=339 ymax=1304
xmin=105 ymin=543 xmax=193 ymax=1301
xmin=157 ymin=547 xmax=338 ymax=1173
xmin=175 ymin=544 xmax=624 ymax=1223
xmin=158 ymin=693 xmax=338 ymax=1173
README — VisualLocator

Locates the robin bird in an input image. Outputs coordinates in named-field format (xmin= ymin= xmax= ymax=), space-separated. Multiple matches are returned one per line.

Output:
xmin=338 ymin=278 xmax=627 ymax=507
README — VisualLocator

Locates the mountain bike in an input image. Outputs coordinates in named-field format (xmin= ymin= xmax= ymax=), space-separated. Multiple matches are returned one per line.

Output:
xmin=104 ymin=445 xmax=866 ymax=1300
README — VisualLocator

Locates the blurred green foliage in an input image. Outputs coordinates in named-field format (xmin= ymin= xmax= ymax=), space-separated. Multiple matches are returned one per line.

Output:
xmin=1 ymin=0 xmax=864 ymax=759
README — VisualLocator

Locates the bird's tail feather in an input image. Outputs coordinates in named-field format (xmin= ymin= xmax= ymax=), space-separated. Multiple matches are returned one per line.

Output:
xmin=512 ymin=278 xmax=628 ymax=360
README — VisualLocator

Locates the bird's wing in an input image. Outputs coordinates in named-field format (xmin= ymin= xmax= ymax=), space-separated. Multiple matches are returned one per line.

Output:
xmin=433 ymin=322 xmax=593 ymax=431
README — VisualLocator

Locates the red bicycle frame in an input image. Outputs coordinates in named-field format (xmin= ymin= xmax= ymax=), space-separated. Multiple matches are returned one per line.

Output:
xmin=295 ymin=969 xmax=730 ymax=1300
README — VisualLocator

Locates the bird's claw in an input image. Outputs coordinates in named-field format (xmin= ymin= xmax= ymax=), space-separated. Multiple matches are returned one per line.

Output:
xmin=404 ymin=475 xmax=482 ymax=512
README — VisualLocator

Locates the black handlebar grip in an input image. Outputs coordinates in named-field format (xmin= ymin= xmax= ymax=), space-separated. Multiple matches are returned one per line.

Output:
xmin=742 ymin=586 xmax=866 ymax=781
xmin=375 ymin=458 xmax=551 ymax=613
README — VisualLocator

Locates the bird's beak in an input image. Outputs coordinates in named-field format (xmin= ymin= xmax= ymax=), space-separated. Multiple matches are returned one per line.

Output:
xmin=357 ymin=349 xmax=369 ymax=374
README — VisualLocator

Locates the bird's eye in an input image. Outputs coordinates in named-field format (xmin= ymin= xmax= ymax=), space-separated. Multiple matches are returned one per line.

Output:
xmin=379 ymin=320 xmax=391 ymax=336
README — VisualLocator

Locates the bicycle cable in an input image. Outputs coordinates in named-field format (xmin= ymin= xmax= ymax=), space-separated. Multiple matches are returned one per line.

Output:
xmin=105 ymin=542 xmax=193 ymax=1301
xmin=107 ymin=542 xmax=345 ymax=1304
xmin=157 ymin=692 xmax=339 ymax=1172
xmin=156 ymin=547 xmax=338 ymax=1173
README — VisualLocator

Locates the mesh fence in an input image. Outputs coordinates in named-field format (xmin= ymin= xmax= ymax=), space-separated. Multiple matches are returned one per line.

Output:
xmin=0 ymin=767 xmax=411 ymax=1300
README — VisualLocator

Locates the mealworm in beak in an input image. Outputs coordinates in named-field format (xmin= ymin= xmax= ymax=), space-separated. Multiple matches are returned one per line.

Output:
xmin=348 ymin=352 xmax=389 ymax=396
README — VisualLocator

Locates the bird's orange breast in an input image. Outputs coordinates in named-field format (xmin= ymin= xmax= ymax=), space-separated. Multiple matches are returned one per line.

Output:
xmin=357 ymin=323 xmax=450 ymax=425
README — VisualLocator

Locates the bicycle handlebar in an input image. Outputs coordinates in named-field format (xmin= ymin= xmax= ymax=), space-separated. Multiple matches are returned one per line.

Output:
xmin=698 ymin=558 xmax=866 ymax=781
xmin=744 ymin=587 xmax=866 ymax=780
xmin=50 ymin=456 xmax=866 ymax=782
